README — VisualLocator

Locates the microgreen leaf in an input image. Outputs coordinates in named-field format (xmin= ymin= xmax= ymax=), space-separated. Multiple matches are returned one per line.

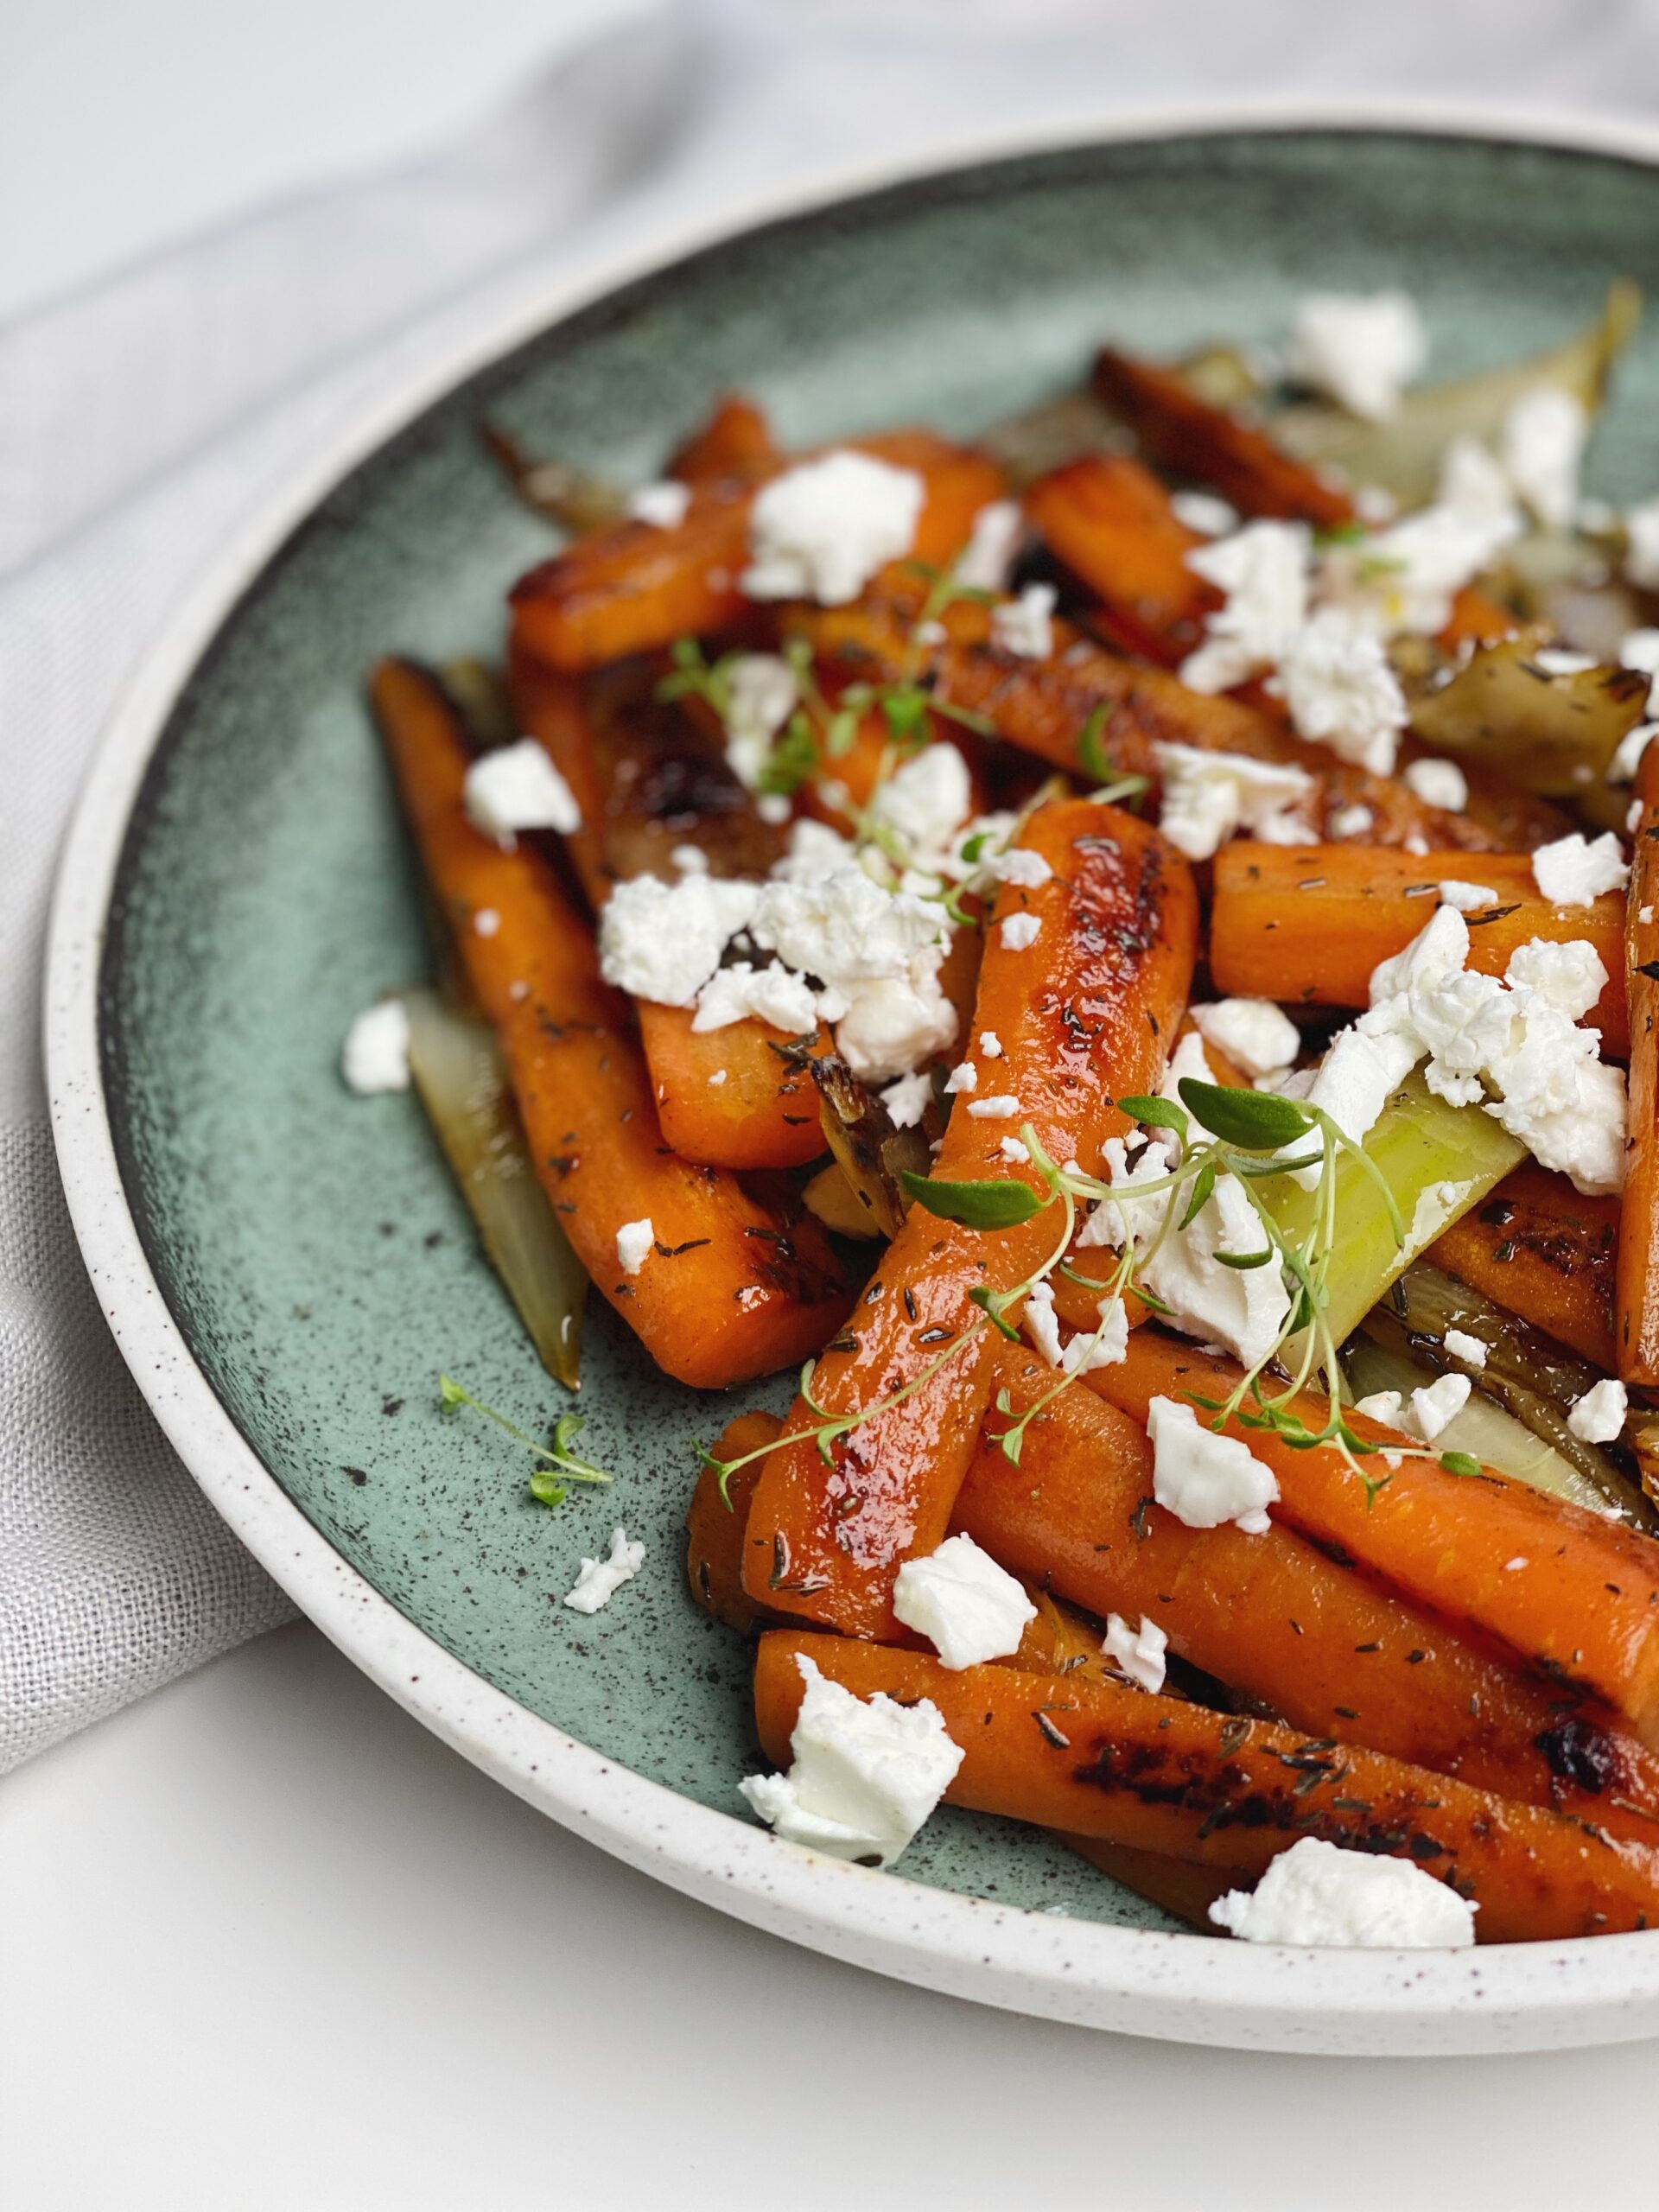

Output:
xmin=1077 ymin=702 xmax=1113 ymax=782
xmin=1177 ymin=1079 xmax=1314 ymax=1151
xmin=1213 ymin=1248 xmax=1275 ymax=1270
xmin=900 ymin=1172 xmax=1048 ymax=1229
xmin=1440 ymin=1450 xmax=1484 ymax=1478
xmin=1178 ymin=1155 xmax=1217 ymax=1231
xmin=968 ymin=1284 xmax=1024 ymax=1341
xmin=1116 ymin=1094 xmax=1189 ymax=1139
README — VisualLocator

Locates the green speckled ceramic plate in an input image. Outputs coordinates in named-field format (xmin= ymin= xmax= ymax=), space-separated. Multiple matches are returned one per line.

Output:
xmin=48 ymin=111 xmax=1659 ymax=2053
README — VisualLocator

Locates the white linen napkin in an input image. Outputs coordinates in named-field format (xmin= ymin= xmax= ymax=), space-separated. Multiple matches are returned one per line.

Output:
xmin=6 ymin=0 xmax=1657 ymax=1770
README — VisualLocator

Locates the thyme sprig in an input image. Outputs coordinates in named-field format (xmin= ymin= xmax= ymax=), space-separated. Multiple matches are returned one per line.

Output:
xmin=438 ymin=1373 xmax=613 ymax=1507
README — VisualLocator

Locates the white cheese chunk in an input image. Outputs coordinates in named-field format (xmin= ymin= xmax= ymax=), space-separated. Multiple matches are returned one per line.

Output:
xmin=892 ymin=1533 xmax=1037 ymax=1669
xmin=341 ymin=1000 xmax=410 ymax=1094
xmin=1402 ymin=756 xmax=1469 ymax=811
xmin=966 ymin=1095 xmax=1021 ymax=1119
xmin=999 ymin=912 xmax=1042 ymax=950
xmin=473 ymin=907 xmax=500 ymax=938
xmin=990 ymin=582 xmax=1057 ymax=661
xmin=1188 ymin=998 xmax=1300 ymax=1082
xmin=1102 ymin=1611 xmax=1168 ymax=1694
xmin=693 ymin=960 xmax=821 ymax=1035
xmin=1179 ymin=520 xmax=1311 ymax=693
xmin=880 ymin=1071 xmax=934 ymax=1129
xmin=562 ymin=1528 xmax=645 ymax=1614
xmin=1146 ymin=1395 xmax=1278 ymax=1534
xmin=989 ymin=846 xmax=1054 ymax=889
xmin=1210 ymin=1835 xmax=1477 ymax=1948
xmin=1442 ymin=1327 xmax=1488 ymax=1370
xmin=599 ymin=874 xmax=762 ymax=1006
xmin=615 ymin=1218 xmax=655 ymax=1276
xmin=864 ymin=743 xmax=973 ymax=863
xmin=998 ymin=1135 xmax=1030 ymax=1164
xmin=1331 ymin=803 xmax=1375 ymax=840
xmin=741 ymin=450 xmax=925 ymax=606
xmin=955 ymin=499 xmax=1025 ymax=591
xmin=1568 ymin=1376 xmax=1627 ymax=1443
xmin=1169 ymin=488 xmax=1239 ymax=537
xmin=626 ymin=480 xmax=692 ymax=529
xmin=1438 ymin=880 xmax=1498 ymax=912
xmin=462 ymin=739 xmax=582 ymax=843
xmin=720 ymin=653 xmax=800 ymax=791
xmin=1608 ymin=722 xmax=1659 ymax=785
xmin=1409 ymin=1370 xmax=1471 ymax=1441
xmin=1625 ymin=499 xmax=1659 ymax=590
xmin=1531 ymin=831 xmax=1630 ymax=907
xmin=1284 ymin=290 xmax=1426 ymax=422
xmin=1501 ymin=386 xmax=1589 ymax=531
xmin=1275 ymin=608 xmax=1408 ymax=775
xmin=1151 ymin=742 xmax=1315 ymax=861
xmin=979 ymin=1029 xmax=1004 ymax=1058
xmin=942 ymin=1061 xmax=977 ymax=1095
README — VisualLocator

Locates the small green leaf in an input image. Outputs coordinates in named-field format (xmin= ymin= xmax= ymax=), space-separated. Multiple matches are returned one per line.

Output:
xmin=899 ymin=1172 xmax=1047 ymax=1229
xmin=529 ymin=1471 xmax=569 ymax=1508
xmin=1440 ymin=1450 xmax=1484 ymax=1478
xmin=1116 ymin=1094 xmax=1189 ymax=1138
xmin=438 ymin=1374 xmax=467 ymax=1414
xmin=1214 ymin=1248 xmax=1275 ymax=1270
xmin=1177 ymin=1078 xmax=1314 ymax=1151
xmin=882 ymin=689 xmax=930 ymax=747
xmin=1178 ymin=1156 xmax=1217 ymax=1231
xmin=826 ymin=709 xmax=860 ymax=758
xmin=995 ymin=1387 xmax=1014 ymax=1416
xmin=999 ymin=1424 xmax=1026 ymax=1468
xmin=1077 ymin=702 xmax=1113 ymax=782
xmin=969 ymin=1284 xmax=1023 ymax=1341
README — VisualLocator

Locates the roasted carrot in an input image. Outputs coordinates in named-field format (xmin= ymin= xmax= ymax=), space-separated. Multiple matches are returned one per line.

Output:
xmin=754 ymin=1635 xmax=1659 ymax=1939
xmin=1063 ymin=1839 xmax=1243 ymax=1929
xmin=740 ymin=799 xmax=1199 ymax=1638
xmin=1210 ymin=842 xmax=1627 ymax=1052
xmin=667 ymin=391 xmax=779 ymax=484
xmin=638 ymin=1007 xmax=830 ymax=1169
xmin=510 ymin=430 xmax=1004 ymax=672
xmin=1026 ymin=453 xmax=1214 ymax=664
xmin=1088 ymin=1328 xmax=1659 ymax=1747
xmin=372 ymin=658 xmax=849 ymax=1388
xmin=1618 ymin=740 xmax=1659 ymax=1387
xmin=686 ymin=1412 xmax=785 ymax=1635
xmin=955 ymin=1351 xmax=1659 ymax=1838
xmin=1431 ymin=1162 xmax=1620 ymax=1372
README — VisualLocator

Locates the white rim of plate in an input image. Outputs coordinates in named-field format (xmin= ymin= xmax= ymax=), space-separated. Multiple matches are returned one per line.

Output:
xmin=45 ymin=98 xmax=1659 ymax=2055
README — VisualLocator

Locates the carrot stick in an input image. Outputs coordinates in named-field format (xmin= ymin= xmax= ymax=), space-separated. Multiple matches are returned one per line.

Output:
xmin=1088 ymin=1328 xmax=1659 ymax=1747
xmin=955 ymin=1351 xmax=1659 ymax=1839
xmin=667 ymin=392 xmax=779 ymax=484
xmin=1063 ymin=1839 xmax=1243 ymax=1929
xmin=1618 ymin=741 xmax=1659 ymax=1386
xmin=739 ymin=799 xmax=1199 ymax=1638
xmin=510 ymin=430 xmax=1005 ymax=672
xmin=1210 ymin=842 xmax=1627 ymax=1051
xmin=686 ymin=1411 xmax=785 ymax=1635
xmin=1431 ymin=1162 xmax=1619 ymax=1371
xmin=371 ymin=658 xmax=849 ymax=1388
xmin=1026 ymin=453 xmax=1213 ymax=664
xmin=754 ymin=1634 xmax=1659 ymax=1939
xmin=637 ymin=1007 xmax=830 ymax=1168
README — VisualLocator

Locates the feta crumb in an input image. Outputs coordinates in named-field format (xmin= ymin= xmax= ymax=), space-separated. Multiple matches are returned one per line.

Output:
xmin=1644 ymin=906 xmax=1656 ymax=926
xmin=1568 ymin=1376 xmax=1628 ymax=1443
xmin=757 ymin=793 xmax=792 ymax=826
xmin=1609 ymin=722 xmax=1659 ymax=785
xmin=562 ymin=1528 xmax=645 ymax=1614
xmin=880 ymin=1071 xmax=934 ymax=1129
xmin=615 ymin=1218 xmax=655 ymax=1276
xmin=739 ymin=1653 xmax=963 ymax=1866
xmin=341 ymin=1000 xmax=410 ymax=1094
xmin=742 ymin=450 xmax=925 ymax=605
xmin=1531 ymin=831 xmax=1630 ymax=907
xmin=720 ymin=653 xmax=800 ymax=792
xmin=599 ymin=874 xmax=762 ymax=1006
xmin=1505 ymin=1555 xmax=1529 ymax=1572
xmin=1285 ymin=291 xmax=1426 ymax=422
xmin=998 ymin=1135 xmax=1030 ymax=1164
xmin=1189 ymin=998 xmax=1300 ymax=1081
xmin=1180 ymin=520 xmax=1311 ymax=692
xmin=1403 ymin=756 xmax=1469 ymax=812
xmin=979 ymin=1030 xmax=1004 ymax=1058
xmin=1274 ymin=610 xmax=1407 ymax=775
xmin=1169 ymin=488 xmax=1239 ymax=537
xmin=1146 ymin=1396 xmax=1278 ymax=1533
xmin=1625 ymin=497 xmax=1659 ymax=589
xmin=989 ymin=846 xmax=1054 ymax=889
xmin=1322 ymin=491 xmax=1520 ymax=639
xmin=671 ymin=843 xmax=709 ymax=875
xmin=693 ymin=960 xmax=821 ymax=1035
xmin=865 ymin=744 xmax=975 ymax=867
xmin=1103 ymin=1612 xmax=1169 ymax=1694
xmin=943 ymin=1061 xmax=977 ymax=1095
xmin=955 ymin=499 xmax=1025 ymax=592
xmin=1000 ymin=912 xmax=1042 ymax=950
xmin=707 ymin=1068 xmax=728 ymax=1087
xmin=1501 ymin=386 xmax=1589 ymax=531
xmin=462 ymin=739 xmax=582 ymax=844
xmin=1409 ymin=1371 xmax=1471 ymax=1442
xmin=892 ymin=1533 xmax=1037 ymax=1669
xmin=626 ymin=479 xmax=692 ymax=529
xmin=1437 ymin=434 xmax=1518 ymax=523
xmin=990 ymin=582 xmax=1057 ymax=660
xmin=967 ymin=1095 xmax=1021 ymax=1119
xmin=1438 ymin=880 xmax=1499 ymax=912
xmin=1210 ymin=1835 xmax=1476 ymax=1948
xmin=1331 ymin=803 xmax=1375 ymax=839
xmin=1532 ymin=647 xmax=1600 ymax=677
xmin=473 ymin=907 xmax=500 ymax=938
xmin=1443 ymin=1327 xmax=1488 ymax=1369
xmin=1618 ymin=626 xmax=1659 ymax=677
xmin=1152 ymin=742 xmax=1316 ymax=862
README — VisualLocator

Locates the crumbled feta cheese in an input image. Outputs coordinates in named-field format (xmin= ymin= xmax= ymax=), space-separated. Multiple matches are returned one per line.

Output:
xmin=1000 ymin=912 xmax=1042 ymax=950
xmin=989 ymin=847 xmax=1053 ymax=889
xmin=742 ymin=450 xmax=925 ymax=605
xmin=990 ymin=583 xmax=1057 ymax=661
xmin=880 ymin=1070 xmax=934 ymax=1128
xmin=1103 ymin=1611 xmax=1168 ymax=1694
xmin=979 ymin=1029 xmax=1004 ymax=1058
xmin=707 ymin=1068 xmax=728 ymax=1087
xmin=1146 ymin=1396 xmax=1278 ymax=1534
xmin=1568 ymin=1376 xmax=1627 ymax=1443
xmin=1501 ymin=386 xmax=1589 ymax=531
xmin=615 ymin=1218 xmax=655 ymax=1276
xmin=1437 ymin=434 xmax=1519 ymax=524
xmin=1021 ymin=1279 xmax=1127 ymax=1374
xmin=626 ymin=479 xmax=692 ymax=529
xmin=720 ymin=653 xmax=799 ymax=791
xmin=772 ymin=815 xmax=855 ymax=887
xmin=1409 ymin=1371 xmax=1471 ymax=1441
xmin=864 ymin=743 xmax=973 ymax=864
xmin=1619 ymin=626 xmax=1659 ymax=677
xmin=955 ymin=499 xmax=1025 ymax=592
xmin=1609 ymin=722 xmax=1659 ymax=785
xmin=599 ymin=874 xmax=762 ymax=1006
xmin=670 ymin=842 xmax=709 ymax=874
xmin=892 ymin=1533 xmax=1037 ymax=1669
xmin=563 ymin=1528 xmax=645 ymax=1614
xmin=1180 ymin=521 xmax=1311 ymax=692
xmin=943 ymin=1061 xmax=977 ymax=1095
xmin=1643 ymin=906 xmax=1656 ymax=926
xmin=1322 ymin=498 xmax=1520 ymax=639
xmin=1531 ymin=831 xmax=1630 ymax=906
xmin=833 ymin=976 xmax=958 ymax=1084
xmin=1274 ymin=609 xmax=1408 ymax=775
xmin=1625 ymin=498 xmax=1659 ymax=590
xmin=1099 ymin=1154 xmax=1291 ymax=1370
xmin=473 ymin=907 xmax=500 ymax=938
xmin=1438 ymin=880 xmax=1498 ymax=912
xmin=1285 ymin=290 xmax=1426 ymax=422
xmin=1443 ymin=1326 xmax=1488 ymax=1369
xmin=1354 ymin=484 xmax=1398 ymax=524
xmin=1532 ymin=647 xmax=1600 ymax=677
xmin=1169 ymin=488 xmax=1240 ymax=538
xmin=750 ymin=867 xmax=956 ymax=1083
xmin=341 ymin=1000 xmax=410 ymax=1094
xmin=1331 ymin=803 xmax=1375 ymax=840
xmin=1403 ymin=756 xmax=1469 ymax=812
xmin=1210 ymin=1835 xmax=1476 ymax=1948
xmin=998 ymin=1135 xmax=1030 ymax=1164
xmin=1151 ymin=743 xmax=1316 ymax=861
xmin=693 ymin=960 xmax=821 ymax=1035
xmin=967 ymin=1095 xmax=1021 ymax=1119
xmin=739 ymin=1653 xmax=963 ymax=1866
xmin=462 ymin=739 xmax=582 ymax=844
xmin=1188 ymin=998 xmax=1300 ymax=1082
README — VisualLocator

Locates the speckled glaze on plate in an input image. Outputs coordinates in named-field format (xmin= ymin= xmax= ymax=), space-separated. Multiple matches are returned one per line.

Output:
xmin=48 ymin=110 xmax=1659 ymax=2053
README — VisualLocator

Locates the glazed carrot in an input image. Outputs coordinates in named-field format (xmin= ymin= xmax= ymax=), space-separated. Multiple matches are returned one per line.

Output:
xmin=740 ymin=799 xmax=1199 ymax=1638
xmin=1618 ymin=741 xmax=1659 ymax=1386
xmin=510 ymin=430 xmax=1005 ymax=672
xmin=794 ymin=581 xmax=1534 ymax=855
xmin=1088 ymin=1329 xmax=1659 ymax=1747
xmin=955 ymin=1351 xmax=1659 ymax=1838
xmin=754 ymin=1635 xmax=1659 ymax=1939
xmin=1210 ymin=842 xmax=1627 ymax=1051
xmin=667 ymin=391 xmax=779 ymax=484
xmin=1064 ymin=1840 xmax=1242 ymax=1929
xmin=1431 ymin=1162 xmax=1619 ymax=1371
xmin=638 ymin=1007 xmax=830 ymax=1168
xmin=686 ymin=1411 xmax=785 ymax=1635
xmin=1026 ymin=453 xmax=1213 ymax=664
xmin=372 ymin=658 xmax=849 ymax=1389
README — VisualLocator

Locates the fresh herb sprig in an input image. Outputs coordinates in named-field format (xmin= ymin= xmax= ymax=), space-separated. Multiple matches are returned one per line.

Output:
xmin=438 ymin=1373 xmax=613 ymax=1506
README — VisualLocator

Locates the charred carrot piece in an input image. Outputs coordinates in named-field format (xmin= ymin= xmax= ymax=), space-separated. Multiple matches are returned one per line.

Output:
xmin=1026 ymin=453 xmax=1214 ymax=664
xmin=1618 ymin=743 xmax=1659 ymax=1387
xmin=686 ymin=1411 xmax=786 ymax=1636
xmin=754 ymin=1635 xmax=1659 ymax=1940
xmin=371 ymin=659 xmax=849 ymax=1388
xmin=740 ymin=799 xmax=1199 ymax=1639
xmin=1063 ymin=1840 xmax=1243 ymax=1929
xmin=956 ymin=1351 xmax=1659 ymax=1840
xmin=1431 ymin=1162 xmax=1619 ymax=1372
xmin=1210 ymin=842 xmax=1626 ymax=1051
xmin=510 ymin=430 xmax=1004 ymax=672
xmin=667 ymin=391 xmax=780 ymax=485
xmin=1089 ymin=1329 xmax=1659 ymax=1749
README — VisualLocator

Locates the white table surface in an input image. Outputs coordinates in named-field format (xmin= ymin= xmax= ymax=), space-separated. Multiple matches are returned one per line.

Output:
xmin=9 ymin=4 xmax=1659 ymax=2202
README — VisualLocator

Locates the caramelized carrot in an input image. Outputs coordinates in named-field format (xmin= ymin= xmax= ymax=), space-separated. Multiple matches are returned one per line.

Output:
xmin=754 ymin=1635 xmax=1659 ymax=1940
xmin=1431 ymin=1162 xmax=1619 ymax=1371
xmin=667 ymin=391 xmax=779 ymax=484
xmin=740 ymin=800 xmax=1199 ymax=1638
xmin=510 ymin=430 xmax=1004 ymax=672
xmin=372 ymin=658 xmax=849 ymax=1388
xmin=955 ymin=1351 xmax=1659 ymax=1838
xmin=1026 ymin=453 xmax=1213 ymax=664
xmin=1618 ymin=741 xmax=1659 ymax=1386
xmin=1088 ymin=1329 xmax=1659 ymax=1747
xmin=1210 ymin=842 xmax=1627 ymax=1051
xmin=638 ymin=1007 xmax=829 ymax=1168
xmin=686 ymin=1411 xmax=785 ymax=1635
xmin=1063 ymin=1840 xmax=1242 ymax=1929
